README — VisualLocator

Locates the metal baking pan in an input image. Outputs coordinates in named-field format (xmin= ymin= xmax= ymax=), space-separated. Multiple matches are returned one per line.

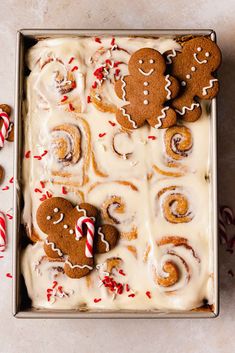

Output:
xmin=13 ymin=29 xmax=219 ymax=318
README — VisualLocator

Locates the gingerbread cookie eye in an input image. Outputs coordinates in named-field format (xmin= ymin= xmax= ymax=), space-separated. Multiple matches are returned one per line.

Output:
xmin=138 ymin=59 xmax=143 ymax=64
xmin=149 ymin=59 xmax=154 ymax=64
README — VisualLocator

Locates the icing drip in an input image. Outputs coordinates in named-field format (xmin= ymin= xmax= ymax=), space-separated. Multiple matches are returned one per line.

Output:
xmin=138 ymin=68 xmax=154 ymax=76
xmin=154 ymin=107 xmax=169 ymax=128
xmin=166 ymin=49 xmax=177 ymax=64
xmin=65 ymin=259 xmax=93 ymax=270
xmin=164 ymin=75 xmax=171 ymax=99
xmin=120 ymin=107 xmax=137 ymax=129
xmin=98 ymin=227 xmax=110 ymax=252
xmin=176 ymin=103 xmax=200 ymax=116
xmin=121 ymin=76 xmax=127 ymax=101
xmin=45 ymin=240 xmax=63 ymax=257
xmin=202 ymin=79 xmax=218 ymax=96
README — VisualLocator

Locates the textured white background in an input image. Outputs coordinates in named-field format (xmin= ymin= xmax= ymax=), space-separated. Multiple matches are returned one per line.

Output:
xmin=0 ymin=0 xmax=234 ymax=352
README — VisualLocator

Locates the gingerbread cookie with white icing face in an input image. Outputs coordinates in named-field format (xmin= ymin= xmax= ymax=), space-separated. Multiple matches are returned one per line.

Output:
xmin=165 ymin=37 xmax=221 ymax=122
xmin=36 ymin=197 xmax=119 ymax=279
xmin=114 ymin=48 xmax=179 ymax=130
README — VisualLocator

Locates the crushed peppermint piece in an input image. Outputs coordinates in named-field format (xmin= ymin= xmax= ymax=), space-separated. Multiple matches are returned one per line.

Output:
xmin=71 ymin=81 xmax=76 ymax=89
xmin=62 ymin=186 xmax=67 ymax=195
xmin=69 ymin=103 xmax=75 ymax=111
xmin=146 ymin=291 xmax=151 ymax=299
xmin=39 ymin=195 xmax=47 ymax=202
xmin=46 ymin=191 xmax=53 ymax=198
xmin=2 ymin=186 xmax=9 ymax=191
xmin=108 ymin=120 xmax=116 ymax=127
xmin=95 ymin=37 xmax=101 ymax=43
xmin=71 ymin=66 xmax=78 ymax=72
xmin=111 ymin=38 xmax=115 ymax=46
xmin=25 ymin=150 xmax=31 ymax=158
xmin=115 ymin=68 xmax=120 ymax=77
xmin=6 ymin=214 xmax=13 ymax=220
xmin=128 ymin=293 xmax=135 ymax=298
xmin=148 ymin=136 xmax=156 ymax=140
xmin=87 ymin=96 xmax=91 ymax=103
xmin=92 ymin=81 xmax=98 ymax=89
xmin=61 ymin=95 xmax=68 ymax=103
xmin=34 ymin=188 xmax=42 ymax=193
xmin=40 ymin=181 xmax=45 ymax=189
xmin=94 ymin=298 xmax=102 ymax=303
xmin=126 ymin=284 xmax=130 ymax=292
xmin=68 ymin=57 xmax=75 ymax=64
xmin=118 ymin=269 xmax=126 ymax=276
xmin=9 ymin=177 xmax=14 ymax=184
xmin=52 ymin=281 xmax=58 ymax=289
xmin=99 ymin=133 xmax=106 ymax=138
xmin=6 ymin=273 xmax=12 ymax=278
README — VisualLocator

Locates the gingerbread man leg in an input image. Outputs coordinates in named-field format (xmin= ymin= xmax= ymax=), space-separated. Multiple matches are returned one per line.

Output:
xmin=173 ymin=96 xmax=202 ymax=122
xmin=147 ymin=106 xmax=177 ymax=129
xmin=116 ymin=104 xmax=146 ymax=130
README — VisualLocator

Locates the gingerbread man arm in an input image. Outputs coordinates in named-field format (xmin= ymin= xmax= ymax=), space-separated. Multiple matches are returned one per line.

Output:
xmin=196 ymin=77 xmax=219 ymax=100
xmin=94 ymin=224 xmax=119 ymax=254
xmin=44 ymin=238 xmax=63 ymax=260
xmin=165 ymin=75 xmax=180 ymax=100
xmin=114 ymin=76 xmax=132 ymax=102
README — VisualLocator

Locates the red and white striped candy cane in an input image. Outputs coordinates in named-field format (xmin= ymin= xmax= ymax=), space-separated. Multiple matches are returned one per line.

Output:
xmin=0 ymin=211 xmax=7 ymax=252
xmin=0 ymin=112 xmax=10 ymax=148
xmin=75 ymin=216 xmax=95 ymax=258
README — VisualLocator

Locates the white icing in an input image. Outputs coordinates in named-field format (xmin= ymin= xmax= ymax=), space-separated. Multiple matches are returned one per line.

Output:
xmin=138 ymin=68 xmax=154 ymax=76
xmin=46 ymin=216 xmax=51 ymax=220
xmin=202 ymin=79 xmax=218 ymax=96
xmin=120 ymin=107 xmax=137 ymax=128
xmin=181 ymin=81 xmax=186 ymax=86
xmin=154 ymin=106 xmax=169 ymax=128
xmin=143 ymin=100 xmax=149 ymax=105
xmin=121 ymin=76 xmax=127 ymax=101
xmin=197 ymin=47 xmax=202 ymax=52
xmin=205 ymin=52 xmax=210 ymax=57
xmin=45 ymin=240 xmax=63 ymax=257
xmin=191 ymin=66 xmax=196 ymax=71
xmin=176 ymin=103 xmax=200 ymax=116
xmin=186 ymin=74 xmax=191 ymax=79
xmin=166 ymin=49 xmax=177 ymax=64
xmin=138 ymin=59 xmax=143 ymax=64
xmin=164 ymin=74 xmax=171 ymax=100
xmin=65 ymin=260 xmax=93 ymax=270
xmin=143 ymin=81 xmax=149 ymax=86
xmin=193 ymin=53 xmax=207 ymax=64
xmin=53 ymin=213 xmax=64 ymax=224
xmin=98 ymin=227 xmax=110 ymax=252
xmin=143 ymin=90 xmax=149 ymax=95
xmin=53 ymin=208 xmax=59 ymax=213
xmin=149 ymin=59 xmax=154 ymax=64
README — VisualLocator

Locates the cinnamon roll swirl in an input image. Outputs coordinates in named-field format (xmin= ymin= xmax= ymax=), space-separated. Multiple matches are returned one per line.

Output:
xmin=157 ymin=186 xmax=193 ymax=223
xmin=88 ymin=181 xmax=139 ymax=240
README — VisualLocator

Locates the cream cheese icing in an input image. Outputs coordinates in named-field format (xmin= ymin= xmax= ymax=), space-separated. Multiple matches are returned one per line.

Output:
xmin=21 ymin=36 xmax=214 ymax=312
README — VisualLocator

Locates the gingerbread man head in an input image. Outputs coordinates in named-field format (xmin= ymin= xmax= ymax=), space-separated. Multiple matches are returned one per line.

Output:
xmin=128 ymin=48 xmax=166 ymax=78
xmin=165 ymin=37 xmax=222 ymax=122
xmin=36 ymin=197 xmax=119 ymax=279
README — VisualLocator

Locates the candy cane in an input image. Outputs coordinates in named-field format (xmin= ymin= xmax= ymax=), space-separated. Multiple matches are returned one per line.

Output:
xmin=75 ymin=216 xmax=95 ymax=258
xmin=0 ymin=112 xmax=10 ymax=148
xmin=0 ymin=211 xmax=7 ymax=252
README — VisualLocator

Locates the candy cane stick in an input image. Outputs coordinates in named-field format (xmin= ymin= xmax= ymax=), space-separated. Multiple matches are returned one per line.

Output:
xmin=0 ymin=112 xmax=10 ymax=148
xmin=0 ymin=211 xmax=7 ymax=252
xmin=75 ymin=216 xmax=95 ymax=258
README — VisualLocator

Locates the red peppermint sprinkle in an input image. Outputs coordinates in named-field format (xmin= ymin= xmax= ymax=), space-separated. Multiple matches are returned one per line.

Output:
xmin=111 ymin=38 xmax=115 ymax=46
xmin=118 ymin=269 xmax=126 ymax=276
xmin=71 ymin=81 xmax=77 ymax=89
xmin=47 ymin=288 xmax=53 ymax=293
xmin=128 ymin=293 xmax=135 ymax=298
xmin=39 ymin=195 xmax=47 ymax=202
xmin=46 ymin=191 xmax=53 ymax=198
xmin=115 ymin=68 xmax=120 ymax=77
xmin=99 ymin=133 xmax=106 ymax=138
xmin=58 ymin=285 xmax=63 ymax=293
xmin=69 ymin=103 xmax=75 ymax=111
xmin=113 ymin=61 xmax=121 ymax=68
xmin=146 ymin=291 xmax=151 ymax=299
xmin=148 ymin=136 xmax=156 ymax=140
xmin=41 ymin=150 xmax=48 ymax=157
xmin=105 ymin=59 xmax=112 ymax=66
xmin=34 ymin=188 xmax=42 ymax=193
xmin=40 ymin=181 xmax=45 ymax=189
xmin=92 ymin=81 xmax=98 ymax=89
xmin=95 ymin=37 xmax=101 ymax=43
xmin=71 ymin=66 xmax=78 ymax=72
xmin=108 ymin=120 xmax=116 ymax=127
xmin=68 ymin=57 xmax=75 ymax=64
xmin=0 ymin=256 xmax=4 ymax=259
xmin=6 ymin=214 xmax=13 ymax=220
xmin=62 ymin=186 xmax=67 ymax=195
xmin=52 ymin=281 xmax=58 ymax=289
xmin=94 ymin=298 xmax=102 ymax=303
xmin=25 ymin=150 xmax=31 ymax=159
xmin=2 ymin=186 xmax=9 ymax=191
xmin=93 ymin=67 xmax=104 ymax=80
xmin=87 ymin=96 xmax=91 ymax=103
xmin=61 ymin=95 xmax=68 ymax=103
xmin=34 ymin=155 xmax=42 ymax=160
xmin=47 ymin=294 xmax=52 ymax=302
xmin=6 ymin=273 xmax=12 ymax=278
xmin=9 ymin=177 xmax=14 ymax=184
xmin=125 ymin=284 xmax=130 ymax=292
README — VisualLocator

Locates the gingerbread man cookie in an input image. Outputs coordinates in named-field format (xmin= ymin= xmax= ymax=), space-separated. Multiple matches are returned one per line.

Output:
xmin=114 ymin=48 xmax=179 ymax=130
xmin=165 ymin=37 xmax=222 ymax=122
xmin=36 ymin=197 xmax=119 ymax=279
xmin=0 ymin=104 xmax=14 ymax=148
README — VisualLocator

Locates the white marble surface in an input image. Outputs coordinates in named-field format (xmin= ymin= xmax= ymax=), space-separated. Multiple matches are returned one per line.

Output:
xmin=0 ymin=0 xmax=234 ymax=352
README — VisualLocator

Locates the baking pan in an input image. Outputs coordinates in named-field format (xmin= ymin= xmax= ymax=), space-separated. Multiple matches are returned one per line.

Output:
xmin=13 ymin=29 xmax=219 ymax=318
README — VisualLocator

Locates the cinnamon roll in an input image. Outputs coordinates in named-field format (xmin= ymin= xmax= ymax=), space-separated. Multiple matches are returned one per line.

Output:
xmin=157 ymin=186 xmax=193 ymax=223
xmin=89 ymin=45 xmax=130 ymax=113
xmin=152 ymin=236 xmax=200 ymax=293
xmin=88 ymin=181 xmax=139 ymax=240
